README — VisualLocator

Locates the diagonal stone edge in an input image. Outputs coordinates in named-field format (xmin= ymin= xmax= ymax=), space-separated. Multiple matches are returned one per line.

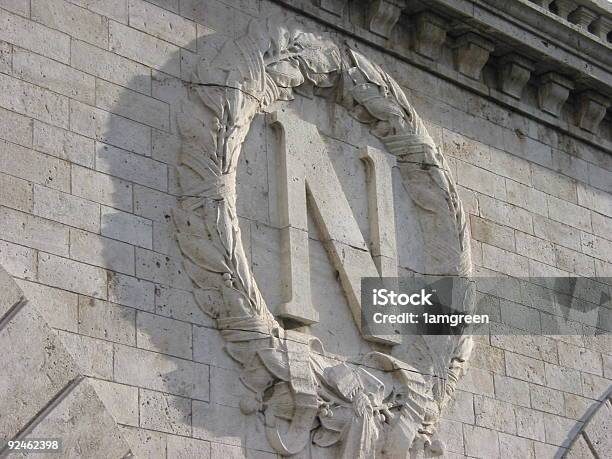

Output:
xmin=0 ymin=264 xmax=133 ymax=458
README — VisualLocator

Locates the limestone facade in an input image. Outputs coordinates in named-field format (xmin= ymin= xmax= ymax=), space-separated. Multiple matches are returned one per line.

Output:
xmin=0 ymin=0 xmax=611 ymax=458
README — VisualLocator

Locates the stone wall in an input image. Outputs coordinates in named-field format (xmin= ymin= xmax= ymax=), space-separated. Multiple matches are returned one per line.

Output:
xmin=0 ymin=0 xmax=610 ymax=458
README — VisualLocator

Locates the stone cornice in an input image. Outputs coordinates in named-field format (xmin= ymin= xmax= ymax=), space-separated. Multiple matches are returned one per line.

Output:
xmin=270 ymin=0 xmax=612 ymax=154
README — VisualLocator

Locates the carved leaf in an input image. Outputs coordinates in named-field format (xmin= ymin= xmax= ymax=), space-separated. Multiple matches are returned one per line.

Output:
xmin=177 ymin=233 xmax=230 ymax=273
xmin=348 ymin=49 xmax=387 ymax=88
xmin=267 ymin=60 xmax=304 ymax=88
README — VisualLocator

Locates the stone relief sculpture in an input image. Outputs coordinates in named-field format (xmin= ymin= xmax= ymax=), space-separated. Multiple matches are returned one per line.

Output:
xmin=174 ymin=17 xmax=473 ymax=458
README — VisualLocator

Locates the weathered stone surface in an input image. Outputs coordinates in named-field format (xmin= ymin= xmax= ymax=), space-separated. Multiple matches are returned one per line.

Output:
xmin=114 ymin=344 xmax=209 ymax=400
xmin=17 ymin=379 xmax=132 ymax=457
xmin=1 ymin=1 xmax=612 ymax=456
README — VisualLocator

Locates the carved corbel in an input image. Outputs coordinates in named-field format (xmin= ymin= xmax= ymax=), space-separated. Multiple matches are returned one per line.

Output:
xmin=537 ymin=72 xmax=573 ymax=116
xmin=553 ymin=0 xmax=577 ymax=20
xmin=498 ymin=53 xmax=535 ymax=99
xmin=568 ymin=6 xmax=597 ymax=30
xmin=592 ymin=16 xmax=612 ymax=41
xmin=576 ymin=90 xmax=610 ymax=134
xmin=412 ymin=11 xmax=448 ymax=60
xmin=452 ymin=32 xmax=494 ymax=80
xmin=315 ymin=0 xmax=347 ymax=16
xmin=367 ymin=0 xmax=404 ymax=38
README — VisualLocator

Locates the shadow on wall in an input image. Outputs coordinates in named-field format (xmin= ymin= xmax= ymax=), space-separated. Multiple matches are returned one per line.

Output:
xmin=94 ymin=11 xmax=302 ymax=457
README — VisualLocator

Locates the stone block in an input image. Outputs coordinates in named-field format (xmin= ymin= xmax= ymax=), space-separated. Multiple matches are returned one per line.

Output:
xmin=0 ymin=206 xmax=69 ymax=256
xmin=69 ymin=0 xmax=128 ymax=23
xmin=533 ymin=215 xmax=581 ymax=251
xmin=0 ymin=8 xmax=70 ymax=63
xmin=0 ymin=106 xmax=32 ymax=148
xmin=108 ymin=271 xmax=155 ymax=312
xmin=457 ymin=367 xmax=495 ymax=396
xmin=516 ymin=406 xmax=546 ymax=441
xmin=118 ymin=425 xmax=166 ymax=458
xmin=0 ymin=40 xmax=9 ymax=73
xmin=0 ymin=171 xmax=33 ymax=212
xmin=57 ymin=330 xmax=114 ymax=379
xmin=505 ymin=352 xmax=546 ymax=384
xmin=89 ymin=378 xmax=139 ymax=426
xmin=463 ymin=425 xmax=499 ymax=458
xmin=545 ymin=362 xmax=582 ymax=395
xmin=156 ymin=285 xmax=215 ymax=327
xmin=494 ymin=374 xmax=530 ymax=407
xmin=505 ymin=179 xmax=548 ymax=216
xmin=15 ymin=279 xmax=78 ymax=332
xmin=136 ymin=247 xmax=192 ymax=290
xmin=582 ymin=399 xmax=611 ymax=456
xmin=581 ymin=372 xmax=610 ymax=400
xmin=0 ymin=303 xmax=78 ymax=440
xmin=109 ymin=21 xmax=180 ymax=77
xmin=33 ymin=121 xmax=94 ymax=168
xmin=551 ymin=148 xmax=588 ymax=184
xmin=70 ymin=228 xmax=136 ymax=275
xmin=0 ymin=139 xmax=70 ymax=192
xmin=70 ymin=100 xmax=151 ymax=156
xmin=78 ymin=296 xmax=136 ymax=345
xmin=134 ymin=184 xmax=178 ymax=221
xmin=498 ymin=432 xmax=535 ymax=459
xmin=96 ymin=142 xmax=168 ymax=191
xmin=530 ymin=383 xmax=565 ymax=415
xmin=128 ymin=0 xmax=197 ymax=49
xmin=13 ymin=48 xmax=95 ymax=104
xmin=96 ymin=79 xmax=171 ymax=131
xmin=474 ymin=395 xmax=517 ymax=434
xmin=444 ymin=389 xmax=475 ymax=424
xmin=210 ymin=442 xmax=244 ymax=459
xmin=588 ymin=162 xmax=612 ymax=194
xmin=31 ymin=0 xmax=108 ymax=48
xmin=39 ymin=253 xmax=107 ymax=299
xmin=140 ymin=388 xmax=192 ymax=435
xmin=470 ymin=341 xmax=505 ymax=373
xmin=479 ymin=194 xmax=533 ymax=233
xmin=457 ymin=160 xmax=506 ymax=199
xmin=71 ymin=165 xmax=133 ymax=212
xmin=71 ymin=39 xmax=151 ymax=95
xmin=0 ymin=239 xmax=36 ymax=281
xmin=500 ymin=299 xmax=542 ymax=334
xmin=548 ymin=195 xmax=591 ymax=232
xmin=33 ymin=184 xmax=100 ymax=232
xmin=114 ymin=344 xmax=209 ymax=400
xmin=17 ymin=379 xmax=131 ymax=457
xmin=482 ymin=243 xmax=530 ymax=278
xmin=0 ymin=264 xmax=22 ymax=320
xmin=0 ymin=0 xmax=29 ymax=16
xmin=136 ymin=311 xmax=192 ymax=359
xmin=564 ymin=393 xmax=597 ymax=420
xmin=102 ymin=206 xmax=153 ymax=248
xmin=210 ymin=366 xmax=246 ymax=408
xmin=555 ymin=245 xmax=595 ymax=276
xmin=577 ymin=183 xmax=612 ymax=218
xmin=192 ymin=402 xmax=245 ymax=446
xmin=515 ymin=232 xmax=556 ymax=266
xmin=543 ymin=412 xmax=580 ymax=447
xmin=581 ymin=232 xmax=612 ymax=264
xmin=531 ymin=164 xmax=577 ymax=202
xmin=167 ymin=434 xmax=211 ymax=459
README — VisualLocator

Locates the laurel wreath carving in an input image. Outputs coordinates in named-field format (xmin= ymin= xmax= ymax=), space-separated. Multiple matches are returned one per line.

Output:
xmin=175 ymin=17 xmax=473 ymax=458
